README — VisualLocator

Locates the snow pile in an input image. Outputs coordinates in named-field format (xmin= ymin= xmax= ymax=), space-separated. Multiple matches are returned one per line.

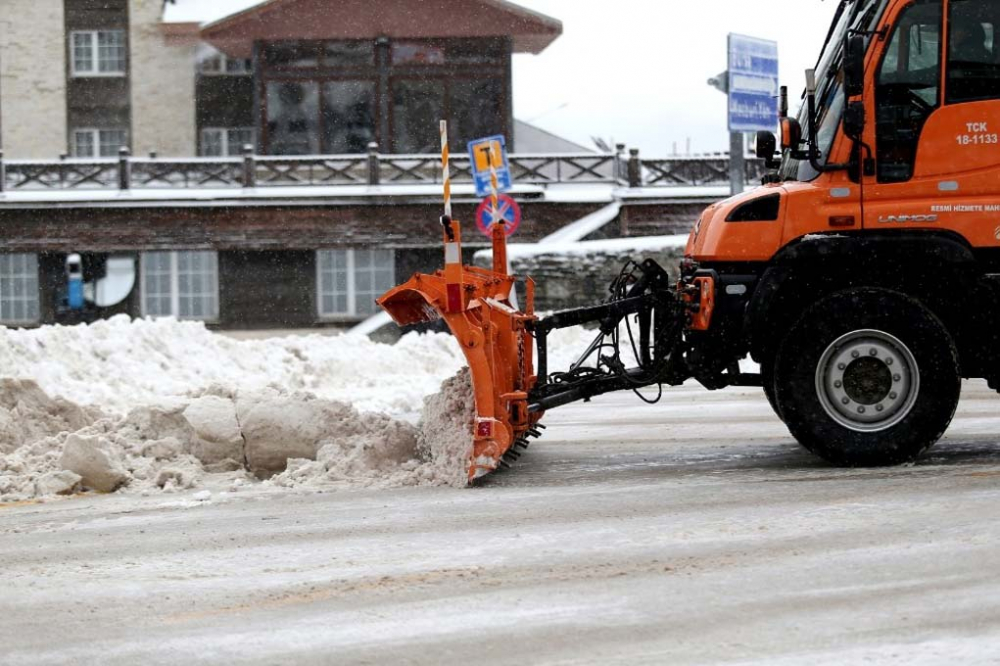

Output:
xmin=268 ymin=369 xmax=475 ymax=490
xmin=0 ymin=315 xmax=464 ymax=417
xmin=1 ymin=375 xmax=475 ymax=501
xmin=0 ymin=316 xmax=601 ymax=502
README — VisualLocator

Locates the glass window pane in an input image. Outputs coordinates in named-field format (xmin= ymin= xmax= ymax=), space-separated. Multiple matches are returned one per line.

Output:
xmin=391 ymin=80 xmax=445 ymax=153
xmin=449 ymin=78 xmax=505 ymax=148
xmin=227 ymin=128 xmax=255 ymax=155
xmin=73 ymin=131 xmax=96 ymax=158
xmin=447 ymin=39 xmax=506 ymax=65
xmin=323 ymin=41 xmax=375 ymax=67
xmin=97 ymin=30 xmax=126 ymax=73
xmin=202 ymin=129 xmax=224 ymax=157
xmin=99 ymin=130 xmax=127 ymax=158
xmin=264 ymin=42 xmax=320 ymax=68
xmin=321 ymin=81 xmax=376 ymax=153
xmin=876 ymin=0 xmax=942 ymax=183
xmin=72 ymin=33 xmax=94 ymax=73
xmin=266 ymin=81 xmax=320 ymax=155
xmin=392 ymin=42 xmax=446 ymax=65
xmin=356 ymin=295 xmax=376 ymax=315
xmin=0 ymin=254 xmax=39 ymax=323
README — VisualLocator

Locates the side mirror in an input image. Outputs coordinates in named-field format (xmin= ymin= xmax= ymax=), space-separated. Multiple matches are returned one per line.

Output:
xmin=780 ymin=118 xmax=803 ymax=150
xmin=843 ymin=100 xmax=866 ymax=139
xmin=755 ymin=131 xmax=777 ymax=159
xmin=844 ymin=34 xmax=866 ymax=98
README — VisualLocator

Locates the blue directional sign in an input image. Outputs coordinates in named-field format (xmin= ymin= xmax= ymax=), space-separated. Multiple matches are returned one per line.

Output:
xmin=728 ymin=34 xmax=779 ymax=133
xmin=468 ymin=135 xmax=513 ymax=198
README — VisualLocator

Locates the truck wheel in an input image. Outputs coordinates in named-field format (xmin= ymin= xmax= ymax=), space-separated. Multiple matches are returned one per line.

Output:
xmin=762 ymin=361 xmax=784 ymax=422
xmin=774 ymin=288 xmax=960 ymax=466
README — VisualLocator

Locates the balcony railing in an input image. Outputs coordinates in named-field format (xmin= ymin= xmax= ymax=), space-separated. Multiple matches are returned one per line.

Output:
xmin=0 ymin=143 xmax=767 ymax=193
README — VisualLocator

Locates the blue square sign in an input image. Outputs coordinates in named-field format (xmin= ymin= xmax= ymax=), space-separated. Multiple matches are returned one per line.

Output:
xmin=468 ymin=135 xmax=513 ymax=198
xmin=728 ymin=34 xmax=779 ymax=133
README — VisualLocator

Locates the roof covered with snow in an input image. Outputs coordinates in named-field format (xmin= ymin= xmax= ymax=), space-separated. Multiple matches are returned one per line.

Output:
xmin=162 ymin=0 xmax=270 ymax=26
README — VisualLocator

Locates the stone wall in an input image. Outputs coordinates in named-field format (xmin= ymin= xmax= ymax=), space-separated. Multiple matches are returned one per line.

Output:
xmin=475 ymin=241 xmax=686 ymax=313
xmin=129 ymin=0 xmax=196 ymax=156
xmin=0 ymin=1 xmax=68 ymax=159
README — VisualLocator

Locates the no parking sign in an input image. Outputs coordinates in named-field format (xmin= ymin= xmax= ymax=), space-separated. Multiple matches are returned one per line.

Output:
xmin=475 ymin=194 xmax=521 ymax=238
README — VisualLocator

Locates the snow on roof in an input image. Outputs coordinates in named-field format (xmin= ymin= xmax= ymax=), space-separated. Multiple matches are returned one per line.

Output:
xmin=513 ymin=120 xmax=595 ymax=155
xmin=0 ymin=183 xmax=734 ymax=207
xmin=162 ymin=0 xmax=271 ymax=25
xmin=475 ymin=235 xmax=690 ymax=263
xmin=539 ymin=202 xmax=621 ymax=244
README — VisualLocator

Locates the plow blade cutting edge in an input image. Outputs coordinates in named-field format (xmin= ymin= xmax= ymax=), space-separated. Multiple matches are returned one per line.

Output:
xmin=377 ymin=217 xmax=541 ymax=483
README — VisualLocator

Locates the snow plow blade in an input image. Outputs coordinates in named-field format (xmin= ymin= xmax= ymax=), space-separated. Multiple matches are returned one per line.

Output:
xmin=378 ymin=218 xmax=541 ymax=483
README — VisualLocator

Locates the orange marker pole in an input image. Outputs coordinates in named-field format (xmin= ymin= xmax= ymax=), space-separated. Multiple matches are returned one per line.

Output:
xmin=440 ymin=121 xmax=464 ymax=313
xmin=488 ymin=142 xmax=508 ymax=277
xmin=440 ymin=120 xmax=452 ymax=220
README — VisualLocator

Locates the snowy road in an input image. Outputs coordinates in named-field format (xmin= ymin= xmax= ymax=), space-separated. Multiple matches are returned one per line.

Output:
xmin=4 ymin=381 xmax=1000 ymax=664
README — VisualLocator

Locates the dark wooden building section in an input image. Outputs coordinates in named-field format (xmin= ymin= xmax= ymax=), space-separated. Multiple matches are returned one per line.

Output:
xmin=63 ymin=0 xmax=132 ymax=153
xmin=0 ymin=193 xmax=707 ymax=328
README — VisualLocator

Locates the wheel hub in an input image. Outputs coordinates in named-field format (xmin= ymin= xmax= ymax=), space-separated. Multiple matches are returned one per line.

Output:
xmin=815 ymin=329 xmax=920 ymax=432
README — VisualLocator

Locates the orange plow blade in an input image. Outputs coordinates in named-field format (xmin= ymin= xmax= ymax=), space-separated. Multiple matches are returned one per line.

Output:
xmin=378 ymin=218 xmax=541 ymax=483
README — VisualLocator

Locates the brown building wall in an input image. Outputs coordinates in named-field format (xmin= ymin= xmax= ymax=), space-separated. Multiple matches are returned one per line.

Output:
xmin=0 ymin=199 xmax=605 ymax=253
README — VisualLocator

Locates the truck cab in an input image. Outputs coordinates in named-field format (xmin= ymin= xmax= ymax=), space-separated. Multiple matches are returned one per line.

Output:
xmin=683 ymin=0 xmax=1000 ymax=465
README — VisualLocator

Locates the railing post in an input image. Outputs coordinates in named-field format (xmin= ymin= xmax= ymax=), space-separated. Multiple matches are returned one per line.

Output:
xmin=118 ymin=147 xmax=131 ymax=191
xmin=627 ymin=148 xmax=642 ymax=188
xmin=59 ymin=153 xmax=68 ymax=188
xmin=0 ymin=151 xmax=5 ymax=194
xmin=242 ymin=144 xmax=256 ymax=188
xmin=367 ymin=142 xmax=380 ymax=186
xmin=614 ymin=142 xmax=626 ymax=183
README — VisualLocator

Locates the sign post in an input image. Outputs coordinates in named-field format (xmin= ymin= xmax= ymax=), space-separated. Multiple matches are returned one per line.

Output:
xmin=727 ymin=34 xmax=779 ymax=196
xmin=468 ymin=135 xmax=513 ymax=198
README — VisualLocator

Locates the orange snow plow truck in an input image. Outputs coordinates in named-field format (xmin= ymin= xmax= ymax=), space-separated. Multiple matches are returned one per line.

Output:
xmin=380 ymin=0 xmax=1000 ymax=483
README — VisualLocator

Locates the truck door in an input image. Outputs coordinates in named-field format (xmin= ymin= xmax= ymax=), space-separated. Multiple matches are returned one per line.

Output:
xmin=864 ymin=0 xmax=1000 ymax=243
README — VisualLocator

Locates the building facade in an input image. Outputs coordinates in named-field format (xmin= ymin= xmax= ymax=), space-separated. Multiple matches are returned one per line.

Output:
xmin=0 ymin=0 xmax=585 ymax=330
xmin=0 ymin=0 xmax=562 ymax=160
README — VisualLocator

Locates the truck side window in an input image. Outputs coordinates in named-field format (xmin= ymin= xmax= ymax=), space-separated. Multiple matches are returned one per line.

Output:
xmin=946 ymin=0 xmax=1000 ymax=104
xmin=875 ymin=0 xmax=942 ymax=183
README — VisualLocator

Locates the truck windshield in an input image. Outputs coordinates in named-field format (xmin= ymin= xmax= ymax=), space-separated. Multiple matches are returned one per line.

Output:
xmin=780 ymin=0 xmax=890 ymax=181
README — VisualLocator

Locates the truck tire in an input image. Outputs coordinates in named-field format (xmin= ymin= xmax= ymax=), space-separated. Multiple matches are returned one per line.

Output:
xmin=762 ymin=361 xmax=784 ymax=422
xmin=773 ymin=288 xmax=960 ymax=466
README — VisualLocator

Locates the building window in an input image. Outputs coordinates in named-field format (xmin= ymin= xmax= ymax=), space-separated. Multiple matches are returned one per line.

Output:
xmin=317 ymin=249 xmax=394 ymax=318
xmin=71 ymin=30 xmax=127 ymax=76
xmin=72 ymin=129 xmax=129 ymax=158
xmin=0 ymin=254 xmax=40 ymax=324
xmin=141 ymin=251 xmax=219 ymax=321
xmin=200 ymin=128 xmax=255 ymax=156
xmin=197 ymin=43 xmax=252 ymax=75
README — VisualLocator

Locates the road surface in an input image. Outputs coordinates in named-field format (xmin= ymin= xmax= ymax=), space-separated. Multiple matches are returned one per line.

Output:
xmin=4 ymin=381 xmax=1000 ymax=664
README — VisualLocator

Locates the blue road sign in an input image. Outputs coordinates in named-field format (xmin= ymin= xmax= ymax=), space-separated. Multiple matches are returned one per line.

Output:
xmin=467 ymin=135 xmax=513 ymax=198
xmin=728 ymin=34 xmax=779 ymax=133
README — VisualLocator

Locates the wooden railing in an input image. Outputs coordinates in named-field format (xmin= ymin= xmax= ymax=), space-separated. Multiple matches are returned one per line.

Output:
xmin=0 ymin=143 xmax=766 ymax=192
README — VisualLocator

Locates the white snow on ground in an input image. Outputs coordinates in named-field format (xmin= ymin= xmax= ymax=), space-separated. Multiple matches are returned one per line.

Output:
xmin=0 ymin=316 xmax=597 ymax=502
